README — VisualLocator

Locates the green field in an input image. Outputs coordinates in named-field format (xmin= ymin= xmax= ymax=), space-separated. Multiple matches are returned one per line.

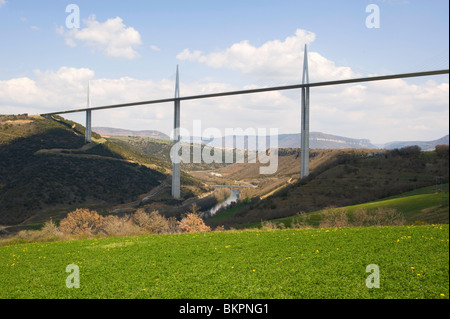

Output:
xmin=0 ymin=225 xmax=448 ymax=299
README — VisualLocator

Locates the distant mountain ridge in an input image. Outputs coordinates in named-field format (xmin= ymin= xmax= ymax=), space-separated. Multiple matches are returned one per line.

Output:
xmin=383 ymin=135 xmax=449 ymax=151
xmin=189 ymin=133 xmax=449 ymax=150
xmin=94 ymin=126 xmax=449 ymax=151
xmin=278 ymin=132 xmax=376 ymax=149
xmin=183 ymin=132 xmax=376 ymax=150
xmin=93 ymin=127 xmax=170 ymax=140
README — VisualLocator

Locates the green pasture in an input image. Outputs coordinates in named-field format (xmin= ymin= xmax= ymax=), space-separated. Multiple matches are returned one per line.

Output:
xmin=0 ymin=225 xmax=448 ymax=299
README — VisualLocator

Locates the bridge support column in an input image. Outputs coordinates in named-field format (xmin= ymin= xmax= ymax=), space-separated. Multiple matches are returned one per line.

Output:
xmin=172 ymin=65 xmax=181 ymax=198
xmin=85 ymin=109 xmax=92 ymax=143
xmin=85 ymin=81 xmax=92 ymax=143
xmin=300 ymin=45 xmax=310 ymax=179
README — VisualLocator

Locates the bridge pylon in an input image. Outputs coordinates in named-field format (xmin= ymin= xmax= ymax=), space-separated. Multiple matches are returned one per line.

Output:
xmin=171 ymin=65 xmax=181 ymax=198
xmin=85 ymin=80 xmax=92 ymax=143
xmin=300 ymin=45 xmax=310 ymax=179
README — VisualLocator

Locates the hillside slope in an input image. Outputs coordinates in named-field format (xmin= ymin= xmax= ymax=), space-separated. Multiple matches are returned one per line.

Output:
xmin=0 ymin=115 xmax=167 ymax=226
xmin=207 ymin=146 xmax=449 ymax=227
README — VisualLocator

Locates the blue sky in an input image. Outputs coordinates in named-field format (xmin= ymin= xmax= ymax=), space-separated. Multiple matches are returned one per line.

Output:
xmin=0 ymin=0 xmax=448 ymax=144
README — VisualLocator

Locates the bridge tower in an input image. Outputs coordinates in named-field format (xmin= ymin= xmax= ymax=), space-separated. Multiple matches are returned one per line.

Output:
xmin=171 ymin=65 xmax=181 ymax=198
xmin=300 ymin=45 xmax=310 ymax=179
xmin=85 ymin=80 xmax=92 ymax=143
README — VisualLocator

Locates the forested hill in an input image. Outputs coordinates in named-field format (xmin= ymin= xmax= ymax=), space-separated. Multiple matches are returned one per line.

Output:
xmin=0 ymin=114 xmax=166 ymax=226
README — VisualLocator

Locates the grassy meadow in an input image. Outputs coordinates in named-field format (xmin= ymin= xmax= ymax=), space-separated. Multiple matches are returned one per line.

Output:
xmin=0 ymin=224 xmax=448 ymax=299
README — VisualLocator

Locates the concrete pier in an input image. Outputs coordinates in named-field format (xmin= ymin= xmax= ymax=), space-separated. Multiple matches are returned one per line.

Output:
xmin=85 ymin=81 xmax=92 ymax=143
xmin=300 ymin=45 xmax=310 ymax=179
xmin=171 ymin=66 xmax=181 ymax=198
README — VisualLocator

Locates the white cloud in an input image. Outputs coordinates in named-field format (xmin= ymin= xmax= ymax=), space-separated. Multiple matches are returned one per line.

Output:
xmin=0 ymin=67 xmax=94 ymax=108
xmin=174 ymin=29 xmax=448 ymax=143
xmin=177 ymin=29 xmax=356 ymax=83
xmin=61 ymin=15 xmax=142 ymax=59
xmin=0 ymin=65 xmax=447 ymax=145
xmin=0 ymin=0 xmax=6 ymax=8
xmin=150 ymin=45 xmax=161 ymax=52
xmin=1 ymin=27 xmax=448 ymax=144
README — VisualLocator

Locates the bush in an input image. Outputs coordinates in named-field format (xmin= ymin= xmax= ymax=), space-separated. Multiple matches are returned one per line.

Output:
xmin=435 ymin=144 xmax=449 ymax=158
xmin=59 ymin=208 xmax=103 ymax=235
xmin=131 ymin=209 xmax=170 ymax=234
xmin=261 ymin=221 xmax=286 ymax=230
xmin=16 ymin=230 xmax=41 ymax=242
xmin=214 ymin=188 xmax=231 ymax=203
xmin=399 ymin=145 xmax=421 ymax=156
xmin=178 ymin=205 xmax=211 ymax=233
xmin=290 ymin=213 xmax=312 ymax=229
xmin=101 ymin=215 xmax=143 ymax=236
xmin=167 ymin=216 xmax=182 ymax=233
xmin=372 ymin=208 xmax=406 ymax=226
xmin=40 ymin=219 xmax=64 ymax=239
xmin=10 ymin=219 xmax=64 ymax=244
xmin=319 ymin=208 xmax=349 ymax=228
xmin=352 ymin=208 xmax=370 ymax=227
xmin=351 ymin=208 xmax=405 ymax=227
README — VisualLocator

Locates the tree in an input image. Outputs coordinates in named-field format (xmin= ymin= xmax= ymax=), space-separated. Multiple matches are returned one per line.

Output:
xmin=177 ymin=204 xmax=211 ymax=233
xmin=59 ymin=208 xmax=103 ymax=235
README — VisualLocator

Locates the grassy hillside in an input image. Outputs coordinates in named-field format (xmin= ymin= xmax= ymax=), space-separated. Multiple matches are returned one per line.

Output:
xmin=211 ymin=147 xmax=449 ymax=227
xmin=0 ymin=225 xmax=447 ymax=299
xmin=0 ymin=115 xmax=166 ymax=226
xmin=265 ymin=184 xmax=449 ymax=228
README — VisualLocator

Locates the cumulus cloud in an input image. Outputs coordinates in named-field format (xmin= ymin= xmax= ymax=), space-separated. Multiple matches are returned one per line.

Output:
xmin=0 ymin=64 xmax=448 ymax=144
xmin=0 ymin=67 xmax=94 ymax=109
xmin=177 ymin=29 xmax=356 ymax=83
xmin=1 ymin=27 xmax=448 ymax=144
xmin=61 ymin=15 xmax=142 ymax=59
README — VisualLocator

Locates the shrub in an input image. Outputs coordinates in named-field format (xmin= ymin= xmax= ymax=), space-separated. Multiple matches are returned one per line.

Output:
xmin=319 ymin=208 xmax=349 ymax=228
xmin=435 ymin=144 xmax=449 ymax=158
xmin=290 ymin=213 xmax=312 ymax=229
xmin=398 ymin=145 xmax=421 ymax=156
xmin=101 ymin=215 xmax=143 ymax=236
xmin=371 ymin=208 xmax=406 ymax=226
xmin=178 ymin=213 xmax=211 ymax=233
xmin=167 ymin=216 xmax=182 ymax=234
xmin=131 ymin=209 xmax=170 ymax=234
xmin=214 ymin=188 xmax=231 ymax=203
xmin=11 ymin=219 xmax=64 ymax=243
xmin=178 ymin=205 xmax=211 ymax=233
xmin=351 ymin=208 xmax=370 ymax=227
xmin=59 ymin=208 xmax=103 ymax=235
xmin=16 ymin=230 xmax=41 ymax=242
xmin=261 ymin=221 xmax=285 ymax=230
xmin=351 ymin=208 xmax=405 ymax=227
xmin=40 ymin=219 xmax=64 ymax=240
